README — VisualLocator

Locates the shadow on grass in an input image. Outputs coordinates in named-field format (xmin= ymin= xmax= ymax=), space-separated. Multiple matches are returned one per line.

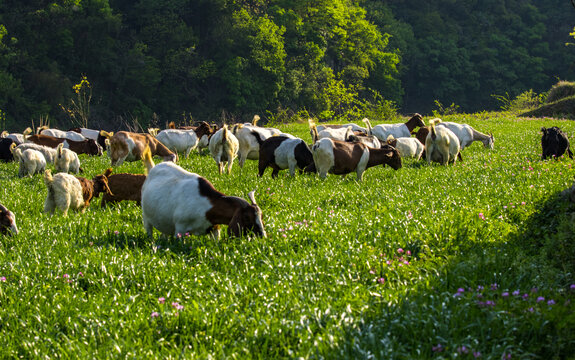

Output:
xmin=327 ymin=189 xmax=575 ymax=359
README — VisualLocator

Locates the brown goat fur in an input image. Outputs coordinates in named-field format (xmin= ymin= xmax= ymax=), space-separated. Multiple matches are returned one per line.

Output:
xmin=99 ymin=168 xmax=147 ymax=207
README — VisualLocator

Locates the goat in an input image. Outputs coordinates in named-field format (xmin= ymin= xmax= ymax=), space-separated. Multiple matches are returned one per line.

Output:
xmin=40 ymin=128 xmax=86 ymax=142
xmin=315 ymin=122 xmax=368 ymax=133
xmin=386 ymin=135 xmax=424 ymax=160
xmin=541 ymin=126 xmax=573 ymax=160
xmin=69 ymin=128 xmax=110 ymax=149
xmin=104 ymin=131 xmax=177 ymax=166
xmin=4 ymin=127 xmax=32 ymax=144
xmin=10 ymin=144 xmax=46 ymax=177
xmin=0 ymin=203 xmax=18 ymax=236
xmin=43 ymin=170 xmax=112 ymax=216
xmin=155 ymin=129 xmax=199 ymax=158
xmin=257 ymin=135 xmax=314 ymax=178
xmin=26 ymin=134 xmax=102 ymax=156
xmin=14 ymin=143 xmax=57 ymax=163
xmin=436 ymin=120 xmax=494 ymax=150
xmin=0 ymin=138 xmax=19 ymax=162
xmin=209 ymin=125 xmax=239 ymax=174
xmin=425 ymin=119 xmax=461 ymax=165
xmin=364 ymin=114 xmax=426 ymax=141
xmin=98 ymin=168 xmax=147 ymax=208
xmin=310 ymin=139 xmax=402 ymax=180
xmin=309 ymin=119 xmax=354 ymax=143
xmin=233 ymin=124 xmax=293 ymax=168
xmin=54 ymin=143 xmax=82 ymax=174
xmin=141 ymin=147 xmax=266 ymax=238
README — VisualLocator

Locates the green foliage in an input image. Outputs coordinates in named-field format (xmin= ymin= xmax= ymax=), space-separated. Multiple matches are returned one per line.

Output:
xmin=546 ymin=81 xmax=575 ymax=104
xmin=493 ymin=90 xmax=546 ymax=113
xmin=432 ymin=100 xmax=460 ymax=117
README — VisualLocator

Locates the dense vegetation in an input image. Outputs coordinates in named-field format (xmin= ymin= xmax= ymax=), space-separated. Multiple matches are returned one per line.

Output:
xmin=1 ymin=0 xmax=574 ymax=130
xmin=1 ymin=114 xmax=575 ymax=358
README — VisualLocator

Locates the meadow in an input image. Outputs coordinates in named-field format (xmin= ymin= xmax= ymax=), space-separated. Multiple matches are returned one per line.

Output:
xmin=1 ymin=113 xmax=574 ymax=359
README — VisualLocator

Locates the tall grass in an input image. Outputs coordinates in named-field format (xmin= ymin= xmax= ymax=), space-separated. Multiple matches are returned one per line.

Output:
xmin=0 ymin=114 xmax=574 ymax=359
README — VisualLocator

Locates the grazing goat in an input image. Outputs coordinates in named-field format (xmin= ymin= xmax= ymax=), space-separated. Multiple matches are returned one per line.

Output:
xmin=26 ymin=134 xmax=102 ymax=156
xmin=40 ymin=128 xmax=86 ymax=142
xmin=43 ymin=170 xmax=112 ymax=216
xmin=209 ymin=125 xmax=239 ymax=174
xmin=436 ymin=120 xmax=494 ymax=150
xmin=310 ymin=139 xmax=402 ymax=180
xmin=155 ymin=129 xmax=199 ymax=158
xmin=309 ymin=119 xmax=354 ymax=143
xmin=386 ymin=135 xmax=424 ymax=160
xmin=14 ymin=143 xmax=57 ymax=163
xmin=98 ymin=168 xmax=147 ymax=208
xmin=0 ymin=203 xmax=18 ymax=236
xmin=364 ymin=114 xmax=426 ymax=141
xmin=257 ymin=135 xmax=314 ymax=178
xmin=315 ymin=122 xmax=368 ymax=133
xmin=104 ymin=131 xmax=177 ymax=166
xmin=425 ymin=119 xmax=461 ymax=165
xmin=3 ymin=127 xmax=32 ymax=144
xmin=10 ymin=144 xmax=46 ymax=177
xmin=0 ymin=138 xmax=19 ymax=162
xmin=141 ymin=147 xmax=266 ymax=238
xmin=54 ymin=143 xmax=82 ymax=174
xmin=233 ymin=124 xmax=292 ymax=168
xmin=541 ymin=126 xmax=573 ymax=160
xmin=69 ymin=128 xmax=110 ymax=149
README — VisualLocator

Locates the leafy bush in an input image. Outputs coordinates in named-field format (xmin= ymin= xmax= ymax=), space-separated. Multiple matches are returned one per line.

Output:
xmin=546 ymin=81 xmax=575 ymax=104
xmin=494 ymin=90 xmax=546 ymax=113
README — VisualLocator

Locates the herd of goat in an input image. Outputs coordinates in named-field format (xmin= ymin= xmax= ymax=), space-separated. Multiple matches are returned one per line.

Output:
xmin=0 ymin=114 xmax=573 ymax=239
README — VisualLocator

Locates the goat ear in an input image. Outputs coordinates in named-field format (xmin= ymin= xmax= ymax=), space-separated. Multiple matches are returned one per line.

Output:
xmin=386 ymin=151 xmax=394 ymax=157
xmin=248 ymin=191 xmax=257 ymax=206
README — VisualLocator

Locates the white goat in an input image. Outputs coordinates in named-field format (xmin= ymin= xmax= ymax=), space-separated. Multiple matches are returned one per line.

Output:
xmin=4 ymin=127 xmax=32 ymax=144
xmin=155 ymin=129 xmax=199 ymax=158
xmin=435 ymin=120 xmax=494 ymax=150
xmin=40 ymin=128 xmax=86 ymax=142
xmin=364 ymin=114 xmax=426 ymax=141
xmin=209 ymin=125 xmax=239 ymax=174
xmin=309 ymin=119 xmax=354 ymax=143
xmin=386 ymin=135 xmax=424 ymax=160
xmin=425 ymin=119 xmax=461 ymax=165
xmin=140 ymin=147 xmax=266 ymax=238
xmin=11 ymin=145 xmax=46 ymax=177
xmin=233 ymin=124 xmax=293 ymax=168
xmin=54 ymin=143 xmax=81 ymax=174
xmin=14 ymin=143 xmax=57 ymax=163
xmin=43 ymin=170 xmax=112 ymax=216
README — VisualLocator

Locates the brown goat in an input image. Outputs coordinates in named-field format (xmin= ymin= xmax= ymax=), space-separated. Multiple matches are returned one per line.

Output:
xmin=27 ymin=134 xmax=102 ymax=156
xmin=98 ymin=168 xmax=147 ymax=207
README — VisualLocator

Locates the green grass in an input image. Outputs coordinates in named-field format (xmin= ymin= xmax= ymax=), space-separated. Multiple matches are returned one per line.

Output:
xmin=1 ymin=113 xmax=575 ymax=359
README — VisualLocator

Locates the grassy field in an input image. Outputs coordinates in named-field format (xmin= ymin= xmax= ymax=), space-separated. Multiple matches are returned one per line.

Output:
xmin=1 ymin=113 xmax=574 ymax=359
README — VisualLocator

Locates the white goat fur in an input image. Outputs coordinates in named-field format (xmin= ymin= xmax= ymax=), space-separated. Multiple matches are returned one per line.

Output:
xmin=40 ymin=128 xmax=86 ymax=141
xmin=16 ymin=143 xmax=57 ymax=163
xmin=316 ymin=123 xmax=368 ymax=133
xmin=387 ymin=136 xmax=424 ymax=159
xmin=312 ymin=138 xmax=370 ymax=180
xmin=234 ymin=124 xmax=292 ymax=167
xmin=12 ymin=148 xmax=46 ymax=177
xmin=272 ymin=137 xmax=309 ymax=176
xmin=209 ymin=125 xmax=239 ymax=174
xmin=156 ymin=129 xmax=199 ymax=158
xmin=43 ymin=170 xmax=85 ymax=216
xmin=364 ymin=118 xmax=411 ymax=141
xmin=425 ymin=121 xmax=460 ymax=165
xmin=54 ymin=143 xmax=81 ymax=174
xmin=435 ymin=121 xmax=494 ymax=150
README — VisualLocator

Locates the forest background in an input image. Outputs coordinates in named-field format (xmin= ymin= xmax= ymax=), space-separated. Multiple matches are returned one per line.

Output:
xmin=0 ymin=0 xmax=574 ymax=130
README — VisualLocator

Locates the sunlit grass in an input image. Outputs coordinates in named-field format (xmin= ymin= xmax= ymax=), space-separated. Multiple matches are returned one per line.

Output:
xmin=0 ymin=114 xmax=574 ymax=358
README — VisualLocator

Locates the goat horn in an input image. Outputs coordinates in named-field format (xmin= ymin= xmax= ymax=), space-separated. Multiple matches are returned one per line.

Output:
xmin=248 ymin=191 xmax=257 ymax=206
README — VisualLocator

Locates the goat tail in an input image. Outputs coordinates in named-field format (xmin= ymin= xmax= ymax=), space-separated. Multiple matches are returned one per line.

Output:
xmin=344 ymin=126 xmax=353 ymax=141
xmin=362 ymin=118 xmax=373 ymax=134
xmin=57 ymin=142 xmax=64 ymax=158
xmin=142 ymin=146 xmax=154 ymax=175
xmin=252 ymin=115 xmax=260 ymax=126
xmin=429 ymin=119 xmax=437 ymax=140
xmin=168 ymin=121 xmax=176 ymax=129
xmin=43 ymin=169 xmax=54 ymax=187
xmin=100 ymin=130 xmax=113 ymax=139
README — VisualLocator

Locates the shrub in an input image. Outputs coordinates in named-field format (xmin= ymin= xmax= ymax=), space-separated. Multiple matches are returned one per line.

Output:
xmin=546 ymin=81 xmax=575 ymax=104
